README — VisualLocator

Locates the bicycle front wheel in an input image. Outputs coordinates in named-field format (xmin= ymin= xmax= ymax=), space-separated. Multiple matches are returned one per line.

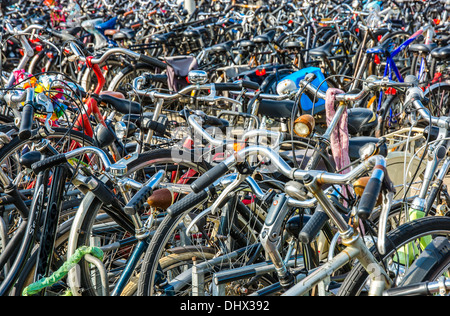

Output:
xmin=338 ymin=216 xmax=450 ymax=296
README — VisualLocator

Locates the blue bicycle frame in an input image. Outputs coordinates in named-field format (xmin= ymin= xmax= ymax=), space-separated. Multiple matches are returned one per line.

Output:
xmin=367 ymin=27 xmax=427 ymax=122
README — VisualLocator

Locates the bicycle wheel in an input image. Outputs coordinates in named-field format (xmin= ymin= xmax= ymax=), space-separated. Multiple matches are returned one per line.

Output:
xmin=423 ymin=83 xmax=450 ymax=117
xmin=0 ymin=128 xmax=95 ymax=190
xmin=107 ymin=63 xmax=167 ymax=99
xmin=338 ymin=216 xmax=450 ymax=296
xmin=0 ymin=129 xmax=97 ymax=271
xmin=136 ymin=176 xmax=297 ymax=296
xmin=67 ymin=149 xmax=211 ymax=296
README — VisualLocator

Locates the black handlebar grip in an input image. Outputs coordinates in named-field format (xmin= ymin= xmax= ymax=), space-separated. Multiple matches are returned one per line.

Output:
xmin=240 ymin=80 xmax=260 ymax=91
xmin=139 ymin=54 xmax=167 ymax=70
xmin=383 ymin=283 xmax=430 ymax=296
xmin=31 ymin=153 xmax=67 ymax=174
xmin=19 ymin=104 xmax=34 ymax=141
xmin=146 ymin=120 xmax=167 ymax=135
xmin=357 ymin=175 xmax=383 ymax=220
xmin=190 ymin=162 xmax=229 ymax=193
xmin=124 ymin=185 xmax=154 ymax=216
xmin=90 ymin=178 xmax=122 ymax=210
xmin=167 ymin=190 xmax=209 ymax=218
xmin=214 ymin=83 xmax=242 ymax=91
xmin=298 ymin=208 xmax=329 ymax=244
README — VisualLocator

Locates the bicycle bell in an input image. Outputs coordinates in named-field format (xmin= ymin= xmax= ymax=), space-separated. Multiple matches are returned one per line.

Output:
xmin=276 ymin=79 xmax=297 ymax=96
xmin=188 ymin=70 xmax=208 ymax=85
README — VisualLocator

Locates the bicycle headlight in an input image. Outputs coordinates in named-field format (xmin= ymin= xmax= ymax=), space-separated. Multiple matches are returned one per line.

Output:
xmin=294 ymin=114 xmax=315 ymax=138
xmin=183 ymin=214 xmax=199 ymax=235
xmin=115 ymin=121 xmax=127 ymax=140
xmin=359 ymin=143 xmax=377 ymax=160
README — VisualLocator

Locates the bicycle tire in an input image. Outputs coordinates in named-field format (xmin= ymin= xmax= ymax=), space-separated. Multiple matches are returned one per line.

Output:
xmin=67 ymin=148 xmax=211 ymax=296
xmin=338 ymin=216 xmax=450 ymax=296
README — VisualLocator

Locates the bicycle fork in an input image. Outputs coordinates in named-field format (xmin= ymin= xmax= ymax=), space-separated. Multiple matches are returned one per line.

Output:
xmin=283 ymin=176 xmax=393 ymax=296
xmin=260 ymin=193 xmax=295 ymax=288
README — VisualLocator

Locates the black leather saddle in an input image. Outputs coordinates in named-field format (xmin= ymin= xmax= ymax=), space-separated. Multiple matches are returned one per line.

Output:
xmin=257 ymin=99 xmax=377 ymax=136
xmin=253 ymin=30 xmax=276 ymax=45
xmin=113 ymin=28 xmax=135 ymax=41
xmin=431 ymin=45 xmax=450 ymax=60
xmin=347 ymin=108 xmax=377 ymax=135
xmin=99 ymin=95 xmax=142 ymax=115
xmin=409 ymin=43 xmax=437 ymax=54
xmin=152 ymin=32 xmax=175 ymax=43
xmin=240 ymin=40 xmax=256 ymax=49
xmin=211 ymin=41 xmax=234 ymax=54
xmin=309 ymin=42 xmax=333 ymax=58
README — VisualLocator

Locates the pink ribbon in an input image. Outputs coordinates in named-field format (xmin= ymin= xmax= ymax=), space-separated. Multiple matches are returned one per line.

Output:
xmin=325 ymin=88 xmax=350 ymax=175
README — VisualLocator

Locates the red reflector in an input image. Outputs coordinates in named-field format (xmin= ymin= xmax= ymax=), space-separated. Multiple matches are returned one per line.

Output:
xmin=385 ymin=87 xmax=397 ymax=95
xmin=35 ymin=45 xmax=42 ymax=52
xmin=374 ymin=55 xmax=381 ymax=65
xmin=256 ymin=69 xmax=266 ymax=76
xmin=377 ymin=35 xmax=382 ymax=42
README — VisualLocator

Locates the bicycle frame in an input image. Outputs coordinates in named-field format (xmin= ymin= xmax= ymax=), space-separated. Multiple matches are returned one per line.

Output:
xmin=73 ymin=58 xmax=107 ymax=138
xmin=376 ymin=27 xmax=428 ymax=125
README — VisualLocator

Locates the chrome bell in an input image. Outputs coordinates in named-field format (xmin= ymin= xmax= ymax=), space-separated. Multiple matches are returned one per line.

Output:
xmin=188 ymin=70 xmax=208 ymax=85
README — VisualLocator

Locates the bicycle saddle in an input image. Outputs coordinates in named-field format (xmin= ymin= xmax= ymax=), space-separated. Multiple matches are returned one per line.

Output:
xmin=113 ymin=28 xmax=135 ymax=41
xmin=347 ymin=108 xmax=377 ymax=136
xmin=284 ymin=41 xmax=303 ymax=49
xmin=409 ymin=43 xmax=437 ymax=54
xmin=95 ymin=17 xmax=117 ymax=33
xmin=366 ymin=39 xmax=395 ymax=55
xmin=253 ymin=30 xmax=276 ymax=45
xmin=211 ymin=41 xmax=234 ymax=53
xmin=257 ymin=99 xmax=295 ymax=118
xmin=99 ymin=94 xmax=142 ymax=115
xmin=152 ymin=32 xmax=175 ymax=43
xmin=240 ymin=40 xmax=256 ymax=49
xmin=309 ymin=42 xmax=333 ymax=58
xmin=431 ymin=45 xmax=450 ymax=60
xmin=183 ymin=29 xmax=202 ymax=38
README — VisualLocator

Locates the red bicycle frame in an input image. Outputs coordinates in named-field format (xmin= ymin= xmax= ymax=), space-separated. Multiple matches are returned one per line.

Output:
xmin=74 ymin=56 xmax=107 ymax=138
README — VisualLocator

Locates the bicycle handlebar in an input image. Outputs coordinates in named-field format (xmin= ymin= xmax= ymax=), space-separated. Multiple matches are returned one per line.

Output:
xmin=31 ymin=146 xmax=126 ymax=176
xmin=190 ymin=144 xmax=386 ymax=193
xmin=69 ymin=43 xmax=167 ymax=69
xmin=18 ymin=88 xmax=35 ymax=141
xmin=298 ymin=76 xmax=415 ymax=102
xmin=132 ymin=76 xmax=258 ymax=103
